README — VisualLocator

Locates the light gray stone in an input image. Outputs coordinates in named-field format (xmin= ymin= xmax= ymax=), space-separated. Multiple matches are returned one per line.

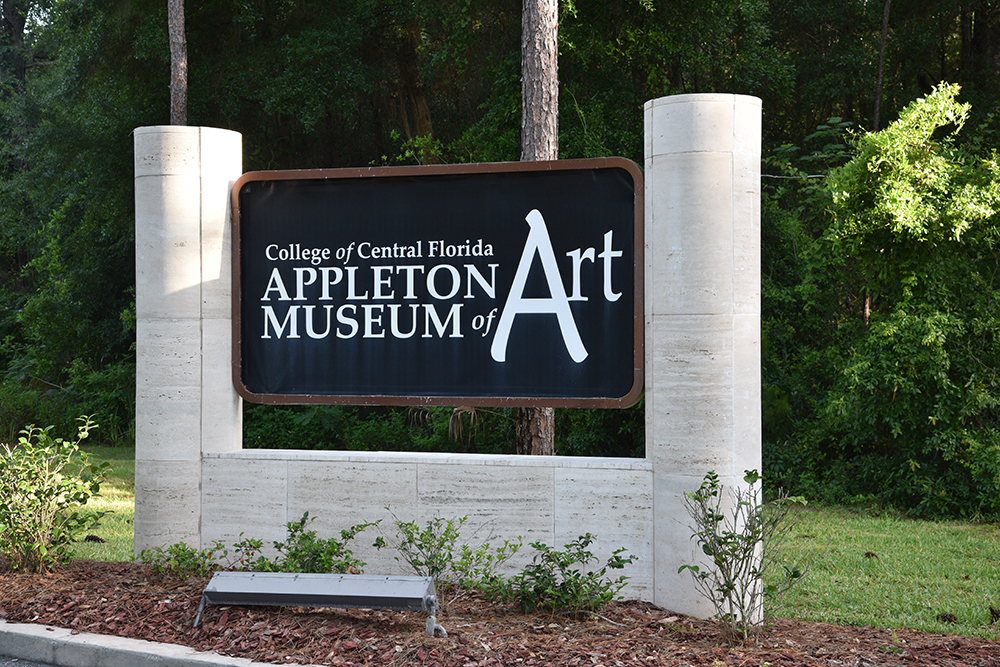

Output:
xmin=134 ymin=460 xmax=201 ymax=553
xmin=134 ymin=126 xmax=243 ymax=553
xmin=645 ymin=94 xmax=761 ymax=615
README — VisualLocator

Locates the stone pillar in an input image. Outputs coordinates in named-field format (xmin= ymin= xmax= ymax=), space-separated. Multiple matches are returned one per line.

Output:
xmin=133 ymin=127 xmax=243 ymax=554
xmin=644 ymin=94 xmax=762 ymax=616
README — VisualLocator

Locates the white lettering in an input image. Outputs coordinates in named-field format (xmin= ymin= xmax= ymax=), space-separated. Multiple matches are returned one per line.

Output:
xmin=336 ymin=305 xmax=359 ymax=338
xmin=293 ymin=267 xmax=317 ymax=301
xmin=345 ymin=266 xmax=369 ymax=300
xmin=491 ymin=210 xmax=587 ymax=363
xmin=427 ymin=264 xmax=461 ymax=300
xmin=464 ymin=264 xmax=498 ymax=299
xmin=599 ymin=230 xmax=623 ymax=302
xmin=262 ymin=305 xmax=299 ymax=338
xmin=373 ymin=266 xmax=394 ymax=299
xmin=303 ymin=305 xmax=334 ymax=338
xmin=388 ymin=304 xmax=419 ymax=338
xmin=362 ymin=304 xmax=385 ymax=338
xmin=565 ymin=247 xmax=595 ymax=301
xmin=261 ymin=268 xmax=290 ymax=301
xmin=319 ymin=267 xmax=343 ymax=300
xmin=423 ymin=303 xmax=463 ymax=338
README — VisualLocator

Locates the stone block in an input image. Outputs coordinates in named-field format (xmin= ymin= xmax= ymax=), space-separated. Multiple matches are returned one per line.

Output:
xmin=201 ymin=457 xmax=289 ymax=551
xmin=644 ymin=152 xmax=736 ymax=317
xmin=553 ymin=466 xmax=654 ymax=596
xmin=645 ymin=94 xmax=736 ymax=157
xmin=134 ymin=460 xmax=201 ymax=554
xmin=134 ymin=126 xmax=202 ymax=178
xmin=134 ymin=174 xmax=204 ymax=319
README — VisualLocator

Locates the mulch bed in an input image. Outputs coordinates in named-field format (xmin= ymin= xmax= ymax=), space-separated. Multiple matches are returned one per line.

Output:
xmin=1 ymin=561 xmax=998 ymax=666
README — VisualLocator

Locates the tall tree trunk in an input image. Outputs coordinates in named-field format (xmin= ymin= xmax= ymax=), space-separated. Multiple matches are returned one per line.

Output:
xmin=520 ymin=0 xmax=558 ymax=162
xmin=517 ymin=0 xmax=558 ymax=456
xmin=397 ymin=18 xmax=439 ymax=164
xmin=1 ymin=0 xmax=28 ymax=85
xmin=873 ymin=0 xmax=891 ymax=131
xmin=168 ymin=0 xmax=187 ymax=126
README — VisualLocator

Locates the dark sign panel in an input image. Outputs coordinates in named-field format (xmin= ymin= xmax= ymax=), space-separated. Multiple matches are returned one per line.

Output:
xmin=232 ymin=159 xmax=643 ymax=407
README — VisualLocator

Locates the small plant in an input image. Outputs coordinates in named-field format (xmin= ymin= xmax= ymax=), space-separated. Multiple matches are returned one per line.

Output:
xmin=374 ymin=510 xmax=522 ymax=599
xmin=261 ymin=512 xmax=377 ymax=574
xmin=0 ymin=416 xmax=108 ymax=572
xmin=226 ymin=533 xmax=266 ymax=571
xmin=376 ymin=514 xmax=466 ymax=586
xmin=138 ymin=514 xmax=376 ymax=578
xmin=486 ymin=534 xmax=634 ymax=615
xmin=138 ymin=541 xmax=223 ymax=578
xmin=679 ymin=470 xmax=809 ymax=644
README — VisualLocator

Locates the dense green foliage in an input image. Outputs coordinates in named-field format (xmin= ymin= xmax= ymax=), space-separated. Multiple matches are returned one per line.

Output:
xmin=0 ymin=416 xmax=108 ymax=572
xmin=137 ymin=511 xmax=377 ymax=575
xmin=764 ymin=86 xmax=1000 ymax=517
xmin=483 ymin=533 xmax=634 ymax=615
xmin=2 ymin=1 xmax=999 ymax=515
xmin=374 ymin=512 xmax=522 ymax=601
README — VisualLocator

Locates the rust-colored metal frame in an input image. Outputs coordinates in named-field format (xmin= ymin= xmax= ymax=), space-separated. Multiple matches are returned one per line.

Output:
xmin=231 ymin=157 xmax=644 ymax=408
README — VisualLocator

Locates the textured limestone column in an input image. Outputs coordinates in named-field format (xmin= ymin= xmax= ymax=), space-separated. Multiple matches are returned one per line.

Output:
xmin=644 ymin=94 xmax=761 ymax=616
xmin=134 ymin=127 xmax=243 ymax=554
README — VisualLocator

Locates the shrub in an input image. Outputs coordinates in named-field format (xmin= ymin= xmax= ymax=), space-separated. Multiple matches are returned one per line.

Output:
xmin=137 ymin=541 xmax=222 ymax=578
xmin=485 ymin=534 xmax=633 ymax=615
xmin=374 ymin=511 xmax=521 ymax=601
xmin=679 ymin=470 xmax=809 ymax=644
xmin=0 ymin=416 xmax=108 ymax=572
xmin=262 ymin=512 xmax=378 ymax=574
xmin=138 ymin=513 xmax=378 ymax=578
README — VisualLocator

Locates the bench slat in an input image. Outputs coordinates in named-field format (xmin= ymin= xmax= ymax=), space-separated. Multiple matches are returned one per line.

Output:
xmin=194 ymin=572 xmax=446 ymax=637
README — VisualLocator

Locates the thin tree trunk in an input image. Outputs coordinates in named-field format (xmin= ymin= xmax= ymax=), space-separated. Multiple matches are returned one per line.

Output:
xmin=1 ymin=0 xmax=28 ymax=85
xmin=873 ymin=0 xmax=891 ymax=131
xmin=520 ymin=0 xmax=558 ymax=162
xmin=517 ymin=0 xmax=558 ymax=456
xmin=168 ymin=0 xmax=187 ymax=126
xmin=397 ymin=18 xmax=439 ymax=164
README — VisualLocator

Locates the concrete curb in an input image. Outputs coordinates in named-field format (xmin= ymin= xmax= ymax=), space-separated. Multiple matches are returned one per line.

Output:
xmin=0 ymin=621 xmax=320 ymax=667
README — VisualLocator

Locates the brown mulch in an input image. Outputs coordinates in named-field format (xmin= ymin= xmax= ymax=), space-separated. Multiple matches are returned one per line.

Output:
xmin=1 ymin=561 xmax=998 ymax=666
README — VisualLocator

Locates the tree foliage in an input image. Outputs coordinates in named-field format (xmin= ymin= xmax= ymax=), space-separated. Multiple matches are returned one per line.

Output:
xmin=1 ymin=1 xmax=999 ymax=517
xmin=765 ymin=85 xmax=1000 ymax=517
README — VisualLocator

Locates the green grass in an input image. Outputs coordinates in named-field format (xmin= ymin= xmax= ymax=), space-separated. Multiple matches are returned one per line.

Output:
xmin=62 ymin=452 xmax=1000 ymax=640
xmin=767 ymin=506 xmax=1000 ymax=640
xmin=72 ymin=445 xmax=135 ymax=562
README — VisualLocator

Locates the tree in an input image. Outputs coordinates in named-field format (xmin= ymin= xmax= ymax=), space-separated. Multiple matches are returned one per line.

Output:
xmin=515 ymin=0 xmax=558 ymax=456
xmin=520 ymin=0 xmax=557 ymax=162
xmin=766 ymin=85 xmax=1000 ymax=517
xmin=168 ymin=0 xmax=186 ymax=125
xmin=1 ymin=0 xmax=28 ymax=86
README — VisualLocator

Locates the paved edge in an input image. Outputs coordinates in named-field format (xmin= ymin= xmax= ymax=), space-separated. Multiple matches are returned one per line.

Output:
xmin=0 ymin=620 xmax=322 ymax=667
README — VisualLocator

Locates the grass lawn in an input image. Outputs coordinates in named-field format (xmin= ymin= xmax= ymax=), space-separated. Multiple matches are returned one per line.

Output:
xmin=73 ymin=447 xmax=1000 ymax=640
xmin=73 ymin=445 xmax=135 ymax=562
xmin=767 ymin=505 xmax=1000 ymax=640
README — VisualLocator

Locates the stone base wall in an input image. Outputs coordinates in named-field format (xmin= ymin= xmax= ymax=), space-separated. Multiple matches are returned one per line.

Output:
xmin=201 ymin=450 xmax=654 ymax=598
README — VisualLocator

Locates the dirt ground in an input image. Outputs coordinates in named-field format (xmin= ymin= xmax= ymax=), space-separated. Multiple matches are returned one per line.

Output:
xmin=1 ymin=561 xmax=998 ymax=666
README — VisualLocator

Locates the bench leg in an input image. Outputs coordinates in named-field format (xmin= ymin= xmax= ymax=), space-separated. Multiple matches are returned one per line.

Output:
xmin=193 ymin=595 xmax=208 ymax=628
xmin=425 ymin=614 xmax=447 ymax=638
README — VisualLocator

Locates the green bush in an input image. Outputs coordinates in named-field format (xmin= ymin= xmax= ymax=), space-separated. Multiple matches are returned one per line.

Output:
xmin=680 ymin=470 xmax=809 ymax=645
xmin=137 ymin=541 xmax=222 ymax=578
xmin=263 ymin=512 xmax=378 ymax=574
xmin=556 ymin=403 xmax=644 ymax=458
xmin=485 ymin=534 xmax=633 ymax=615
xmin=761 ymin=87 xmax=1000 ymax=519
xmin=374 ymin=511 xmax=521 ymax=599
xmin=243 ymin=404 xmax=519 ymax=455
xmin=138 ymin=513 xmax=378 ymax=578
xmin=0 ymin=416 xmax=108 ymax=572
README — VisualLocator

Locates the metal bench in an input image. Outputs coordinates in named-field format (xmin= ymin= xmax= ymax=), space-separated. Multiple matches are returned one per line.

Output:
xmin=194 ymin=572 xmax=446 ymax=637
